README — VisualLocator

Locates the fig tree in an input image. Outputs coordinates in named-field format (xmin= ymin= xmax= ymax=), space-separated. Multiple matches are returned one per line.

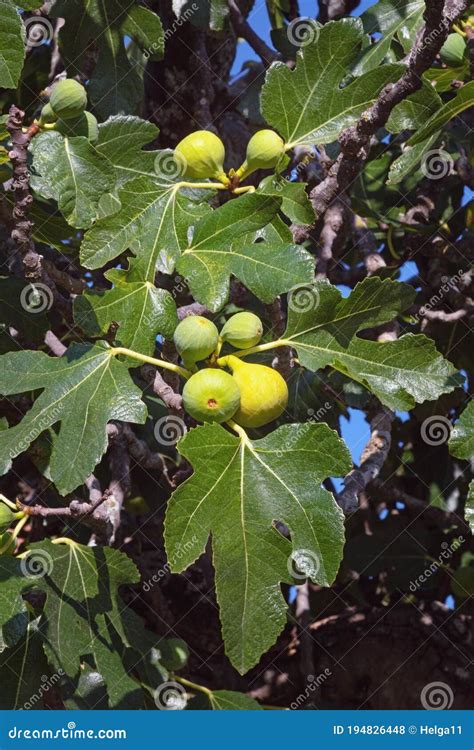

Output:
xmin=220 ymin=311 xmax=263 ymax=349
xmin=173 ymin=315 xmax=219 ymax=366
xmin=174 ymin=130 xmax=228 ymax=183
xmin=235 ymin=129 xmax=285 ymax=181
xmin=440 ymin=33 xmax=466 ymax=66
xmin=182 ymin=368 xmax=240 ymax=423
xmin=221 ymin=355 xmax=288 ymax=428
xmin=50 ymin=79 xmax=88 ymax=120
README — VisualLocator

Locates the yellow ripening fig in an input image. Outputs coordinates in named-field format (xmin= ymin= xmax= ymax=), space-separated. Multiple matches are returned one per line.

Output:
xmin=173 ymin=315 xmax=219 ymax=366
xmin=174 ymin=130 xmax=229 ymax=184
xmin=50 ymin=79 xmax=88 ymax=120
xmin=220 ymin=312 xmax=263 ymax=350
xmin=235 ymin=129 xmax=285 ymax=181
xmin=183 ymin=369 xmax=240 ymax=423
xmin=221 ymin=355 xmax=288 ymax=428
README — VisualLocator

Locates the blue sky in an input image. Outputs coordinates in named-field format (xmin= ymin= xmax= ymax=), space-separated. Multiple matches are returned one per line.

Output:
xmin=232 ymin=0 xmax=375 ymax=72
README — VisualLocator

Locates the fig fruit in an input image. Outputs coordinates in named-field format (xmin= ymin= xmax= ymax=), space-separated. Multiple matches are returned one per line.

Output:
xmin=50 ymin=79 xmax=88 ymax=120
xmin=220 ymin=311 xmax=263 ymax=349
xmin=174 ymin=130 xmax=228 ymax=184
xmin=173 ymin=315 xmax=219 ymax=366
xmin=235 ymin=129 xmax=285 ymax=181
xmin=221 ymin=355 xmax=288 ymax=428
xmin=38 ymin=102 xmax=57 ymax=126
xmin=160 ymin=638 xmax=189 ymax=671
xmin=55 ymin=111 xmax=99 ymax=142
xmin=0 ymin=501 xmax=23 ymax=533
xmin=440 ymin=33 xmax=466 ymax=66
xmin=183 ymin=368 xmax=240 ymax=423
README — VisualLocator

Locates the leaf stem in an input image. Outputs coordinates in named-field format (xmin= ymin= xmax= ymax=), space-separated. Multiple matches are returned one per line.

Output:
xmin=0 ymin=515 xmax=28 ymax=554
xmin=177 ymin=181 xmax=228 ymax=191
xmin=233 ymin=185 xmax=256 ymax=194
xmin=110 ymin=347 xmax=192 ymax=380
xmin=226 ymin=419 xmax=250 ymax=443
xmin=217 ymin=338 xmax=291 ymax=363
xmin=51 ymin=537 xmax=81 ymax=548
xmin=174 ymin=675 xmax=213 ymax=698
xmin=0 ymin=493 xmax=18 ymax=511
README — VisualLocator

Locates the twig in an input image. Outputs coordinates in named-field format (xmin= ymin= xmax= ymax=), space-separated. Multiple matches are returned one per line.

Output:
xmin=141 ymin=364 xmax=184 ymax=414
xmin=228 ymin=0 xmax=279 ymax=66
xmin=6 ymin=105 xmax=37 ymax=270
xmin=298 ymin=0 xmax=470 ymax=234
xmin=338 ymin=407 xmax=394 ymax=513
xmin=177 ymin=302 xmax=212 ymax=320
xmin=6 ymin=105 xmax=70 ymax=317
xmin=44 ymin=330 xmax=67 ymax=356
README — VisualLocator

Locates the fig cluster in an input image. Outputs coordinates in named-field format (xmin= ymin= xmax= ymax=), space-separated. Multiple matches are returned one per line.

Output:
xmin=38 ymin=79 xmax=99 ymax=143
xmin=174 ymin=313 xmax=288 ymax=428
xmin=173 ymin=128 xmax=286 ymax=185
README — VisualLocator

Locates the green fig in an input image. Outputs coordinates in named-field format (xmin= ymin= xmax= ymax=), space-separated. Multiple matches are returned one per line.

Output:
xmin=0 ymin=500 xmax=23 ymax=533
xmin=183 ymin=368 xmax=240 ymax=423
xmin=220 ymin=355 xmax=288 ymax=428
xmin=220 ymin=312 xmax=263 ymax=350
xmin=159 ymin=638 xmax=190 ymax=671
xmin=173 ymin=315 xmax=219 ymax=366
xmin=440 ymin=33 xmax=466 ymax=66
xmin=38 ymin=102 xmax=57 ymax=126
xmin=54 ymin=111 xmax=97 ymax=140
xmin=174 ymin=130 xmax=229 ymax=184
xmin=50 ymin=79 xmax=88 ymax=120
xmin=235 ymin=129 xmax=285 ymax=181
xmin=54 ymin=111 xmax=99 ymax=142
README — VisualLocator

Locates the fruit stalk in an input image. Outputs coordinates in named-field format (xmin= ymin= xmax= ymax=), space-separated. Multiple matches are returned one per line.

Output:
xmin=110 ymin=347 xmax=192 ymax=380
